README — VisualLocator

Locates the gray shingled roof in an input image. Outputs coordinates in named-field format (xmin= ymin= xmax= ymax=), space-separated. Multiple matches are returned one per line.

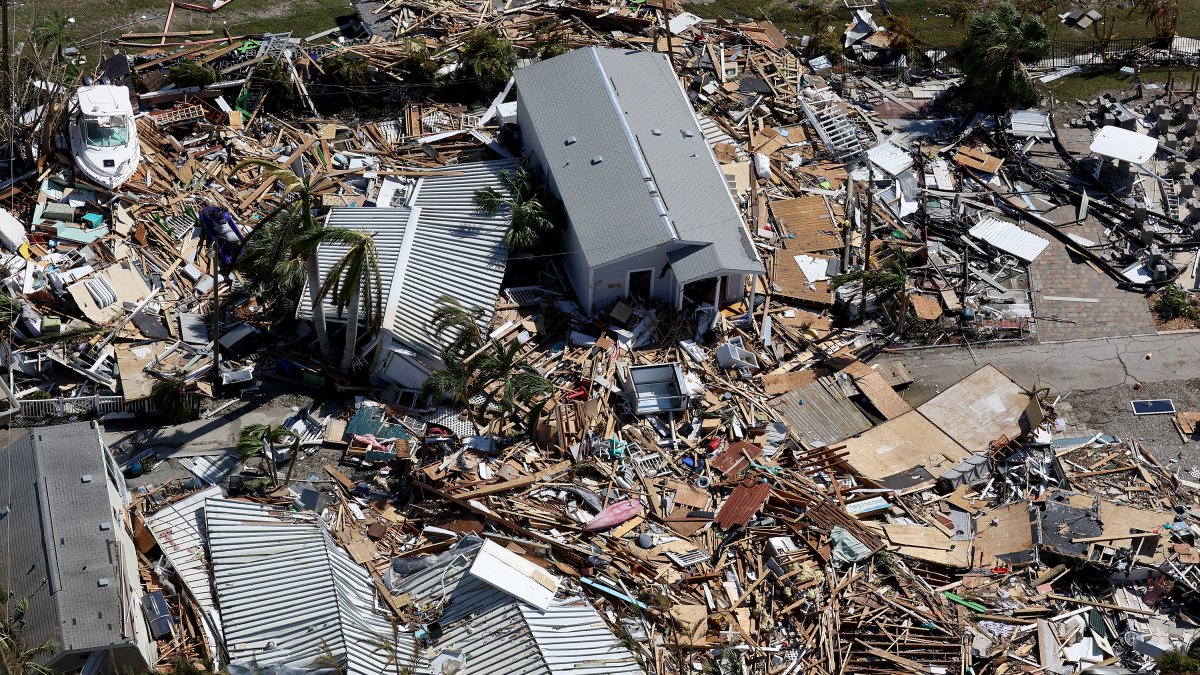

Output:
xmin=515 ymin=47 xmax=762 ymax=277
xmin=0 ymin=422 xmax=133 ymax=665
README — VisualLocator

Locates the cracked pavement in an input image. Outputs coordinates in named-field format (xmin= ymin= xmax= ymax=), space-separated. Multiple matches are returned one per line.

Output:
xmin=878 ymin=332 xmax=1200 ymax=404
xmin=878 ymin=332 xmax=1200 ymax=472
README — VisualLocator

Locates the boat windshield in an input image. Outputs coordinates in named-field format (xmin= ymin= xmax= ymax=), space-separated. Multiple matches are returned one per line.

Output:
xmin=83 ymin=115 xmax=129 ymax=148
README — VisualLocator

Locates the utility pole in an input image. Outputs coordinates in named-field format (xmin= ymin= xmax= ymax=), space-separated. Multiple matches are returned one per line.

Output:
xmin=1 ymin=0 xmax=8 ymax=111
xmin=860 ymin=162 xmax=874 ymax=320
xmin=210 ymin=245 xmax=222 ymax=398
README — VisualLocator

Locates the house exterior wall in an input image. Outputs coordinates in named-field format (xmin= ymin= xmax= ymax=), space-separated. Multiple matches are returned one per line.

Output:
xmin=591 ymin=248 xmax=674 ymax=312
xmin=518 ymin=87 xmax=598 ymax=312
xmin=106 ymin=478 xmax=157 ymax=672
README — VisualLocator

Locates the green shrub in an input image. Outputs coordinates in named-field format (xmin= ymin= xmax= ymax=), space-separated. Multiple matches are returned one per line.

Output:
xmin=170 ymin=61 xmax=217 ymax=88
xmin=1153 ymin=284 xmax=1197 ymax=322
xmin=1159 ymin=649 xmax=1200 ymax=675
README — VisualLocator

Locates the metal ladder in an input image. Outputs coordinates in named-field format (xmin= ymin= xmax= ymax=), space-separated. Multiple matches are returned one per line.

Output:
xmin=1161 ymin=176 xmax=1181 ymax=222
xmin=800 ymin=89 xmax=865 ymax=161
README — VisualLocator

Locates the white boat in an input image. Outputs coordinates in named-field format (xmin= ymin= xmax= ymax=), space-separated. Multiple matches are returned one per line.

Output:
xmin=68 ymin=85 xmax=140 ymax=190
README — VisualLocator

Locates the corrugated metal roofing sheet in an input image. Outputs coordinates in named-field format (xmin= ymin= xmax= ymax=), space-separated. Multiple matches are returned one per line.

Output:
xmin=716 ymin=477 xmax=772 ymax=529
xmin=968 ymin=216 xmax=1050 ymax=262
xmin=519 ymin=599 xmax=644 ymax=675
xmin=393 ymin=540 xmax=643 ymax=675
xmin=1008 ymin=110 xmax=1054 ymax=138
xmin=144 ymin=486 xmax=225 ymax=662
xmin=769 ymin=376 xmax=873 ymax=446
xmin=394 ymin=549 xmax=551 ymax=675
xmin=301 ymin=160 xmax=516 ymax=367
xmin=206 ymin=498 xmax=413 ymax=674
xmin=866 ymin=141 xmax=913 ymax=177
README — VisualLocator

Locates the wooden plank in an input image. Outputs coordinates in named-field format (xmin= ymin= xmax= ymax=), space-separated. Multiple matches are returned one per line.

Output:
xmin=852 ymin=370 xmax=912 ymax=420
xmin=1045 ymin=594 xmax=1158 ymax=616
xmin=324 ymin=464 xmax=357 ymax=492
xmin=452 ymin=460 xmax=572 ymax=499
xmin=761 ymin=368 xmax=818 ymax=396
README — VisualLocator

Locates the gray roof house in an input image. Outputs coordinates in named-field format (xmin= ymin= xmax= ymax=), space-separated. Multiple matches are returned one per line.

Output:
xmin=514 ymin=47 xmax=763 ymax=314
xmin=0 ymin=422 xmax=157 ymax=673
xmin=300 ymin=159 xmax=516 ymax=389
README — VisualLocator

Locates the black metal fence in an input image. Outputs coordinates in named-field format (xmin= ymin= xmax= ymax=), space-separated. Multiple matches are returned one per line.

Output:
xmin=830 ymin=35 xmax=1199 ymax=80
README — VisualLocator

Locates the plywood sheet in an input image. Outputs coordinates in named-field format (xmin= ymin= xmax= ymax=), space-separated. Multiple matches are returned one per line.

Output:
xmin=910 ymin=293 xmax=943 ymax=320
xmin=917 ymin=364 xmax=1035 ymax=452
xmin=761 ymin=368 xmax=818 ymax=396
xmin=853 ymin=370 xmax=912 ymax=420
xmin=973 ymin=502 xmax=1035 ymax=568
xmin=839 ymin=410 xmax=970 ymax=486
xmin=769 ymin=196 xmax=842 ymax=253
xmin=880 ymin=523 xmax=969 ymax=568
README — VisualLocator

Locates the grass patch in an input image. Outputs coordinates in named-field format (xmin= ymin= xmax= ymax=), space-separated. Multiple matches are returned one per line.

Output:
xmin=1043 ymin=65 xmax=1199 ymax=102
xmin=15 ymin=0 xmax=353 ymax=61
xmin=683 ymin=0 xmax=807 ymax=34
xmin=684 ymin=0 xmax=1200 ymax=50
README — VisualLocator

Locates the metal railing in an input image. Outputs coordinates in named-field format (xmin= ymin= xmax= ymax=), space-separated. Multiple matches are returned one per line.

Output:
xmin=12 ymin=395 xmax=163 ymax=426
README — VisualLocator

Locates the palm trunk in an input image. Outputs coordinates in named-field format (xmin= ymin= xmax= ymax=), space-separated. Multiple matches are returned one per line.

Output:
xmin=339 ymin=289 xmax=361 ymax=371
xmin=306 ymin=256 xmax=333 ymax=357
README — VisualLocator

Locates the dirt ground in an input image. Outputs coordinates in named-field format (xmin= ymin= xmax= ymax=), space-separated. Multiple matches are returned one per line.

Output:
xmin=1055 ymin=376 xmax=1200 ymax=475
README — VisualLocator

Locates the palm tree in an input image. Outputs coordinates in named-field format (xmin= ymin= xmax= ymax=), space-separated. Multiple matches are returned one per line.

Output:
xmin=237 ymin=203 xmax=310 ymax=323
xmin=960 ymin=2 xmax=1050 ymax=111
xmin=231 ymin=159 xmax=332 ymax=356
xmin=947 ymin=0 xmax=975 ymax=29
xmin=457 ymin=29 xmax=517 ymax=97
xmin=320 ymin=52 xmax=369 ymax=88
xmin=476 ymin=338 xmax=554 ymax=420
xmin=150 ymin=377 xmax=191 ymax=423
xmin=0 ymin=589 xmax=59 ymax=675
xmin=831 ymin=248 xmax=910 ymax=328
xmin=430 ymin=294 xmax=488 ymax=357
xmin=1129 ymin=0 xmax=1180 ymax=38
xmin=31 ymin=13 xmax=71 ymax=61
xmin=473 ymin=169 xmax=560 ymax=252
xmin=799 ymin=1 xmax=839 ymax=38
xmin=237 ymin=423 xmax=296 ymax=484
xmin=421 ymin=348 xmax=481 ymax=424
xmin=884 ymin=14 xmax=922 ymax=53
xmin=307 ymin=228 xmax=383 ymax=371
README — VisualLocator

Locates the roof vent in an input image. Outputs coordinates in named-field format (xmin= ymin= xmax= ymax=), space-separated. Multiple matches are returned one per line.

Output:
xmin=99 ymin=522 xmax=112 ymax=531
xmin=97 ymin=578 xmax=110 ymax=587
xmin=0 ymin=506 xmax=8 ymax=518
xmin=591 ymin=156 xmax=604 ymax=165
xmin=682 ymin=130 xmax=695 ymax=138
xmin=651 ymin=128 xmax=663 ymax=136
xmin=81 ymin=474 xmax=93 ymax=484
xmin=564 ymin=136 xmax=577 ymax=145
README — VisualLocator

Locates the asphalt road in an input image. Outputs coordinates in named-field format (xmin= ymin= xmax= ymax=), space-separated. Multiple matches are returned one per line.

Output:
xmin=877 ymin=331 xmax=1200 ymax=471
xmin=878 ymin=331 xmax=1200 ymax=405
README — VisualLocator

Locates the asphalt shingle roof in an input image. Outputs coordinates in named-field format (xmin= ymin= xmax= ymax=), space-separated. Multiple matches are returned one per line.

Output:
xmin=0 ymin=422 xmax=133 ymax=664
xmin=515 ymin=47 xmax=762 ymax=278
